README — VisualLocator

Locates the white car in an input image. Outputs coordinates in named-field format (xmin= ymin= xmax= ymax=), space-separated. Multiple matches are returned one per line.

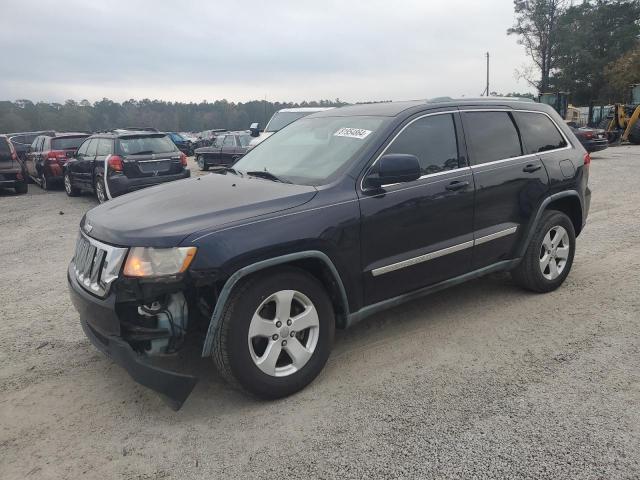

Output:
xmin=248 ymin=107 xmax=334 ymax=149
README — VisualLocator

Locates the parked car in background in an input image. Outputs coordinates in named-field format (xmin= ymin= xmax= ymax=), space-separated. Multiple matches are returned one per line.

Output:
xmin=68 ymin=99 xmax=590 ymax=409
xmin=567 ymin=122 xmax=608 ymax=152
xmin=194 ymin=129 xmax=227 ymax=149
xmin=25 ymin=132 xmax=91 ymax=190
xmin=194 ymin=131 xmax=252 ymax=170
xmin=0 ymin=135 xmax=28 ymax=194
xmin=247 ymin=107 xmax=334 ymax=149
xmin=166 ymin=132 xmax=193 ymax=155
xmin=7 ymin=131 xmax=55 ymax=160
xmin=64 ymin=129 xmax=190 ymax=203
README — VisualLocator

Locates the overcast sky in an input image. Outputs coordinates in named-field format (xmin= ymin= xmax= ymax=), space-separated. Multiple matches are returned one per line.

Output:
xmin=0 ymin=0 xmax=534 ymax=104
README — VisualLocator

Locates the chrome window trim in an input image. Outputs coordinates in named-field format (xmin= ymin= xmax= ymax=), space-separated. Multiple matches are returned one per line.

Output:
xmin=361 ymin=108 xmax=573 ymax=191
xmin=370 ymin=226 xmax=518 ymax=277
xmin=459 ymin=109 xmax=573 ymax=169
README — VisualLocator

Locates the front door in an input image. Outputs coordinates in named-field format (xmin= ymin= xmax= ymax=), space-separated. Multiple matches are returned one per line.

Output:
xmin=359 ymin=111 xmax=475 ymax=305
xmin=219 ymin=135 xmax=237 ymax=165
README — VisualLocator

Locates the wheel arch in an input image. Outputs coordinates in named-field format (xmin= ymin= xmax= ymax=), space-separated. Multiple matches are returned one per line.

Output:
xmin=200 ymin=251 xmax=350 ymax=357
xmin=517 ymin=190 xmax=583 ymax=258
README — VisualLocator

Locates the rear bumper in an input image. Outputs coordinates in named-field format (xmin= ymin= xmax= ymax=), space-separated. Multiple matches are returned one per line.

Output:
xmin=108 ymin=169 xmax=191 ymax=198
xmin=0 ymin=170 xmax=23 ymax=186
xmin=582 ymin=139 xmax=608 ymax=152
xmin=68 ymin=264 xmax=197 ymax=410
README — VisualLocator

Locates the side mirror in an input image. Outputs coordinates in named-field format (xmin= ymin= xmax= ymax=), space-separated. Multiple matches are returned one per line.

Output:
xmin=250 ymin=122 xmax=261 ymax=137
xmin=366 ymin=154 xmax=421 ymax=188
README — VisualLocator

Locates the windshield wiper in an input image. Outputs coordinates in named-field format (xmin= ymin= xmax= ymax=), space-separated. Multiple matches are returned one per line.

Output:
xmin=245 ymin=170 xmax=291 ymax=183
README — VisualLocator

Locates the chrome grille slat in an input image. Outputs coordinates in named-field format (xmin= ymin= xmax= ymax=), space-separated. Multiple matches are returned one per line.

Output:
xmin=71 ymin=232 xmax=128 ymax=298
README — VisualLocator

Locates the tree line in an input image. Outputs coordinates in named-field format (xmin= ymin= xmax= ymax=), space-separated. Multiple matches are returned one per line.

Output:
xmin=0 ymin=98 xmax=348 ymax=135
xmin=508 ymin=0 xmax=640 ymax=105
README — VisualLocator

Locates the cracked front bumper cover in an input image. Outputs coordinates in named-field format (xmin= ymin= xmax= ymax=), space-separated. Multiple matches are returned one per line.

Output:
xmin=68 ymin=265 xmax=197 ymax=410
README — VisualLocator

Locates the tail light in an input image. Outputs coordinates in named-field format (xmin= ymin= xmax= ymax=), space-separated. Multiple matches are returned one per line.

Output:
xmin=581 ymin=132 xmax=594 ymax=139
xmin=11 ymin=151 xmax=18 ymax=161
xmin=46 ymin=150 xmax=67 ymax=161
xmin=584 ymin=152 xmax=591 ymax=167
xmin=179 ymin=152 xmax=187 ymax=167
xmin=108 ymin=155 xmax=124 ymax=172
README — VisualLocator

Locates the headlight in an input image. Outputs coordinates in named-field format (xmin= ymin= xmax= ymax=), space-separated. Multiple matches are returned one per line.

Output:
xmin=123 ymin=247 xmax=197 ymax=278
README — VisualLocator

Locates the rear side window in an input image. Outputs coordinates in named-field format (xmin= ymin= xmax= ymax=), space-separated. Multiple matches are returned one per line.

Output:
xmin=462 ymin=112 xmax=522 ymax=164
xmin=222 ymin=135 xmax=235 ymax=147
xmin=85 ymin=139 xmax=99 ymax=157
xmin=385 ymin=113 xmax=460 ymax=175
xmin=117 ymin=135 xmax=176 ymax=155
xmin=513 ymin=112 xmax=567 ymax=154
xmin=96 ymin=139 xmax=113 ymax=156
xmin=51 ymin=136 xmax=88 ymax=150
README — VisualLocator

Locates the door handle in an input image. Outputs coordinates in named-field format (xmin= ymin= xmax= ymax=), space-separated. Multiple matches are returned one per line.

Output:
xmin=523 ymin=164 xmax=542 ymax=173
xmin=445 ymin=180 xmax=469 ymax=191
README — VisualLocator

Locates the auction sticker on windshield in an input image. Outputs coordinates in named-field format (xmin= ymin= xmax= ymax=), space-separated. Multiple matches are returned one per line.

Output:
xmin=334 ymin=127 xmax=372 ymax=139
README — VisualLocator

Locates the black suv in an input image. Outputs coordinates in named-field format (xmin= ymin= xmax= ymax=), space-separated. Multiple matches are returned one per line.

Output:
xmin=68 ymin=99 xmax=590 ymax=409
xmin=64 ymin=129 xmax=190 ymax=203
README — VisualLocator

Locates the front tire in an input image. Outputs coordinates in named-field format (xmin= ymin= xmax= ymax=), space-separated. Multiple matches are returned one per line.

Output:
xmin=95 ymin=176 xmax=107 ymax=203
xmin=628 ymin=119 xmax=640 ymax=145
xmin=197 ymin=155 xmax=209 ymax=171
xmin=212 ymin=267 xmax=335 ymax=398
xmin=40 ymin=172 xmax=49 ymax=191
xmin=511 ymin=210 xmax=576 ymax=293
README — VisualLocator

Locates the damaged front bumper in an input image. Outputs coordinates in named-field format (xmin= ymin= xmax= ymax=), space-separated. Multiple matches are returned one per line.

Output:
xmin=68 ymin=264 xmax=197 ymax=410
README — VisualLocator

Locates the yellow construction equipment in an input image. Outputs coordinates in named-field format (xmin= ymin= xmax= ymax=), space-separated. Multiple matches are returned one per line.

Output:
xmin=598 ymin=84 xmax=640 ymax=145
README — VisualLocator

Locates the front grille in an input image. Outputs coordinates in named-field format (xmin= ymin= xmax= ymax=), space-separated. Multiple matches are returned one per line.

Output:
xmin=72 ymin=232 xmax=128 ymax=297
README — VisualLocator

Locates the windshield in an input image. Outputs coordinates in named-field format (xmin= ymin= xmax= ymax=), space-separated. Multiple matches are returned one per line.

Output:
xmin=51 ymin=136 xmax=89 ymax=150
xmin=265 ymin=111 xmax=313 ymax=132
xmin=234 ymin=116 xmax=387 ymax=186
xmin=117 ymin=135 xmax=178 ymax=155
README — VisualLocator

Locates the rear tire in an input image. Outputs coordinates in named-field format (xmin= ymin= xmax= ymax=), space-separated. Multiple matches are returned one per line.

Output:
xmin=64 ymin=172 xmax=80 ymax=197
xmin=511 ymin=210 xmax=576 ymax=293
xmin=212 ymin=267 xmax=335 ymax=398
xmin=40 ymin=172 xmax=49 ymax=191
xmin=95 ymin=176 xmax=107 ymax=203
xmin=628 ymin=120 xmax=640 ymax=145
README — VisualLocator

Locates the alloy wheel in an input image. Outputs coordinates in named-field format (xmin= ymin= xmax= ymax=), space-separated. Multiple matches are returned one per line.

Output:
xmin=247 ymin=289 xmax=320 ymax=377
xmin=96 ymin=180 xmax=106 ymax=203
xmin=539 ymin=225 xmax=570 ymax=280
xmin=64 ymin=174 xmax=72 ymax=194
xmin=197 ymin=156 xmax=204 ymax=169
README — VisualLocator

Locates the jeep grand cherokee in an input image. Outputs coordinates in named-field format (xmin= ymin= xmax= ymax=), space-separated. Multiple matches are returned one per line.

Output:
xmin=68 ymin=99 xmax=590 ymax=409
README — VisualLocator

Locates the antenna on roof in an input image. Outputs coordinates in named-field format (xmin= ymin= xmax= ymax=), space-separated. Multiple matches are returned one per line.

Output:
xmin=482 ymin=52 xmax=490 ymax=96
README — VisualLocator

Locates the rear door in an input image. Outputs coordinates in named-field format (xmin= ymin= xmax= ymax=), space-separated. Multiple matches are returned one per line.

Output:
xmin=118 ymin=134 xmax=182 ymax=178
xmin=26 ymin=136 xmax=43 ymax=177
xmin=95 ymin=138 xmax=114 ymax=184
xmin=461 ymin=110 xmax=550 ymax=269
xmin=76 ymin=138 xmax=98 ymax=186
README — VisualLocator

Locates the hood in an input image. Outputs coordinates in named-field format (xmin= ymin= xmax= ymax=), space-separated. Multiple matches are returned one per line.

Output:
xmin=83 ymin=173 xmax=317 ymax=247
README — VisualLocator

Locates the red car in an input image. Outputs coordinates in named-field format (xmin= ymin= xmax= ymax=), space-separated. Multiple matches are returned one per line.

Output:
xmin=25 ymin=132 xmax=91 ymax=190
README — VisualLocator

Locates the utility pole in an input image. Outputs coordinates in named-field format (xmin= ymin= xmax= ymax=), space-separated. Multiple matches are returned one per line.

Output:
xmin=485 ymin=52 xmax=490 ymax=97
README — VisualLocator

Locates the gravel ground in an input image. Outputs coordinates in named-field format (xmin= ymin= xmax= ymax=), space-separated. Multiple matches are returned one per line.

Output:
xmin=1 ymin=149 xmax=639 ymax=479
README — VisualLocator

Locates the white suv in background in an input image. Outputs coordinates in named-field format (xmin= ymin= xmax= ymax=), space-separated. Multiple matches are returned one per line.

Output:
xmin=248 ymin=107 xmax=334 ymax=149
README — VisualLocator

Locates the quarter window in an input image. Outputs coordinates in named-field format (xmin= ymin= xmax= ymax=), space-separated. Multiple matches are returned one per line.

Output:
xmin=385 ymin=114 xmax=460 ymax=175
xmin=462 ymin=112 xmax=523 ymax=165
xmin=513 ymin=112 xmax=567 ymax=154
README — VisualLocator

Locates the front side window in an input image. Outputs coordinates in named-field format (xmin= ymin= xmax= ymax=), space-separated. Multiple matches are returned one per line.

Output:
xmin=462 ymin=112 xmax=523 ymax=165
xmin=76 ymin=138 xmax=90 ymax=156
xmin=238 ymin=134 xmax=252 ymax=147
xmin=234 ymin=115 xmax=387 ymax=186
xmin=513 ymin=112 xmax=567 ymax=154
xmin=385 ymin=113 xmax=460 ymax=175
